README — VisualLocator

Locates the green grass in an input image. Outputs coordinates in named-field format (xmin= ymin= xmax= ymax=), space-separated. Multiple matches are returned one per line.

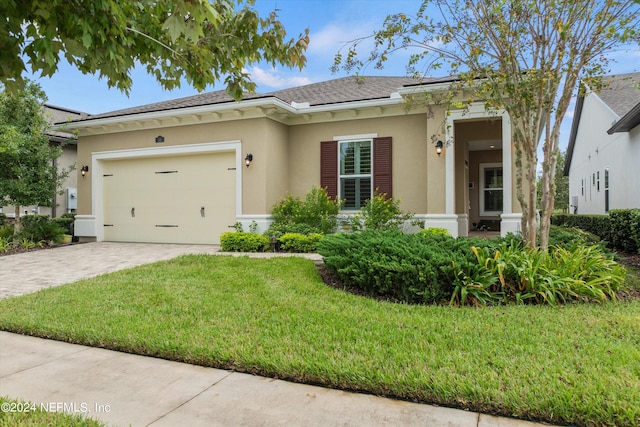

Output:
xmin=0 ymin=397 xmax=105 ymax=426
xmin=0 ymin=255 xmax=639 ymax=426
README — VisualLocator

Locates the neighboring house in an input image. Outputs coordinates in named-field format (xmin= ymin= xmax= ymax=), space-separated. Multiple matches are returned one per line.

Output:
xmin=63 ymin=76 xmax=524 ymax=244
xmin=1 ymin=104 xmax=89 ymax=218
xmin=564 ymin=72 xmax=640 ymax=214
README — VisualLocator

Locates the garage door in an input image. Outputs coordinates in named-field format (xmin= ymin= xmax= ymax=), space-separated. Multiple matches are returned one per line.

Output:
xmin=102 ymin=152 xmax=236 ymax=244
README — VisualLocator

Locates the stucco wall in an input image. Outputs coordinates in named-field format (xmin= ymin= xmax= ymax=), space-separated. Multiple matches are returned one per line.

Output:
xmin=76 ymin=118 xmax=276 ymax=216
xmin=287 ymin=112 xmax=434 ymax=213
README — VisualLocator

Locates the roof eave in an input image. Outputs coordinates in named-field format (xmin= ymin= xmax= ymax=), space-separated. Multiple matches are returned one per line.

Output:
xmin=563 ymin=93 xmax=586 ymax=176
xmin=606 ymin=102 xmax=640 ymax=134
xmin=56 ymin=93 xmax=409 ymax=133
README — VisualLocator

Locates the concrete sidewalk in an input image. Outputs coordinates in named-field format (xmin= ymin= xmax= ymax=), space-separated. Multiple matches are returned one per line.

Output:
xmin=0 ymin=242 xmax=550 ymax=426
xmin=1 ymin=332 xmax=546 ymax=427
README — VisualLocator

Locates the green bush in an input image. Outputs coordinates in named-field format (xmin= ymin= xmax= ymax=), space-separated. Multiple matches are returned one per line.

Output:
xmin=264 ymin=222 xmax=319 ymax=239
xmin=547 ymin=225 xmax=604 ymax=249
xmin=0 ymin=213 xmax=7 ymax=225
xmin=609 ymin=209 xmax=639 ymax=253
xmin=278 ymin=233 xmax=323 ymax=253
xmin=269 ymin=186 xmax=340 ymax=236
xmin=0 ymin=236 xmax=12 ymax=252
xmin=551 ymin=214 xmax=611 ymax=243
xmin=52 ymin=217 xmax=74 ymax=235
xmin=0 ymin=224 xmax=13 ymax=239
xmin=318 ymin=230 xmax=495 ymax=304
xmin=349 ymin=192 xmax=419 ymax=232
xmin=418 ymin=227 xmax=451 ymax=237
xmin=220 ymin=232 xmax=269 ymax=252
xmin=18 ymin=214 xmax=65 ymax=244
xmin=451 ymin=242 xmax=626 ymax=306
xmin=552 ymin=210 xmax=640 ymax=253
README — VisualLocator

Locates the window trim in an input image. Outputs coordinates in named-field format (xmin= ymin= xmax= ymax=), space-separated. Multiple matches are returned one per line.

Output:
xmin=604 ymin=167 xmax=610 ymax=213
xmin=479 ymin=162 xmax=503 ymax=216
xmin=338 ymin=138 xmax=373 ymax=210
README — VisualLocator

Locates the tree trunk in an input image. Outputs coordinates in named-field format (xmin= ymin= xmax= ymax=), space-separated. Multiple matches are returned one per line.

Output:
xmin=13 ymin=205 xmax=22 ymax=235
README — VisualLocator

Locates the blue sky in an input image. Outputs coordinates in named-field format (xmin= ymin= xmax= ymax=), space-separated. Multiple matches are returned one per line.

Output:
xmin=30 ymin=0 xmax=640 ymax=149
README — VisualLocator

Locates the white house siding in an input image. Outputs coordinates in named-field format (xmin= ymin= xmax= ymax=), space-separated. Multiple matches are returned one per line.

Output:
xmin=568 ymin=94 xmax=640 ymax=214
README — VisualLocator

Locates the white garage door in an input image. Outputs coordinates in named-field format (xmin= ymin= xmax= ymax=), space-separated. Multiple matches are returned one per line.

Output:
xmin=103 ymin=152 xmax=236 ymax=244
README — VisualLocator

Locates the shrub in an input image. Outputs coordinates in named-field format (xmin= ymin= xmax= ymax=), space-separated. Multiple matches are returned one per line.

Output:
xmin=18 ymin=214 xmax=65 ymax=244
xmin=609 ymin=209 xmax=639 ymax=253
xmin=451 ymin=242 xmax=626 ymax=306
xmin=269 ymin=186 xmax=340 ymax=236
xmin=278 ymin=233 xmax=323 ymax=253
xmin=318 ymin=230 xmax=494 ymax=304
xmin=418 ymin=227 xmax=451 ymax=237
xmin=0 ymin=213 xmax=7 ymax=225
xmin=551 ymin=214 xmax=611 ymax=243
xmin=0 ymin=236 xmax=12 ymax=252
xmin=0 ymin=224 xmax=13 ymax=240
xmin=220 ymin=232 xmax=269 ymax=252
xmin=552 ymin=210 xmax=640 ymax=253
xmin=349 ymin=192 xmax=419 ymax=232
xmin=547 ymin=225 xmax=604 ymax=249
xmin=52 ymin=217 xmax=74 ymax=235
xmin=264 ymin=222 xmax=319 ymax=240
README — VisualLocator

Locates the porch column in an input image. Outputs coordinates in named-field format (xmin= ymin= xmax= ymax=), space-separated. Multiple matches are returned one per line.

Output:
xmin=499 ymin=112 xmax=522 ymax=236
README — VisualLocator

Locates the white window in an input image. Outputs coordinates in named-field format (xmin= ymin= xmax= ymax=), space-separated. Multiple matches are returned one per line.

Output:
xmin=605 ymin=168 xmax=610 ymax=212
xmin=339 ymin=140 xmax=372 ymax=210
xmin=480 ymin=163 xmax=503 ymax=216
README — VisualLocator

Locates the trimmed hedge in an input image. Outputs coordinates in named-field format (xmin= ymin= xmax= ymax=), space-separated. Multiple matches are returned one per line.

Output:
xmin=278 ymin=232 xmax=323 ymax=253
xmin=220 ymin=232 xmax=269 ymax=252
xmin=552 ymin=209 xmax=640 ymax=253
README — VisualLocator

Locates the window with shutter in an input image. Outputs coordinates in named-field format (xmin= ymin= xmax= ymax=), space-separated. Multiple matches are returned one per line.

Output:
xmin=320 ymin=137 xmax=392 ymax=209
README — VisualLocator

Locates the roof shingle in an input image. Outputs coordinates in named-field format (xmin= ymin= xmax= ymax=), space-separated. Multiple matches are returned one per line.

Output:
xmin=69 ymin=76 xmax=424 ymax=123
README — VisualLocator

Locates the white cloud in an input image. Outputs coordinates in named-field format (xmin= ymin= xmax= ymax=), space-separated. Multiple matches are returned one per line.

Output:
xmin=248 ymin=67 xmax=313 ymax=90
xmin=308 ymin=22 xmax=377 ymax=56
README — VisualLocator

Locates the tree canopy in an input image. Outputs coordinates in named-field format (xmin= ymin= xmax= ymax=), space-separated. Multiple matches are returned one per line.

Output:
xmin=0 ymin=0 xmax=309 ymax=100
xmin=0 ymin=82 xmax=71 ymax=230
xmin=334 ymin=0 xmax=640 ymax=248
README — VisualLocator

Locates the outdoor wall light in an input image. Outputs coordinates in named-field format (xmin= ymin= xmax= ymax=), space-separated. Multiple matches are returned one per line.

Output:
xmin=435 ymin=140 xmax=444 ymax=156
xmin=81 ymin=165 xmax=89 ymax=177
xmin=155 ymin=135 xmax=165 ymax=143
xmin=245 ymin=153 xmax=253 ymax=167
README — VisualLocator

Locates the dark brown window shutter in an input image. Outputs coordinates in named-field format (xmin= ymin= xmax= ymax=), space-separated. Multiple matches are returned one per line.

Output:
xmin=373 ymin=137 xmax=392 ymax=198
xmin=320 ymin=140 xmax=338 ymax=199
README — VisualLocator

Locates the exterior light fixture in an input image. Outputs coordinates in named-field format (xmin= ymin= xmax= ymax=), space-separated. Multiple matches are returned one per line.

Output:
xmin=155 ymin=135 xmax=165 ymax=143
xmin=435 ymin=140 xmax=444 ymax=156
xmin=245 ymin=153 xmax=253 ymax=167
xmin=81 ymin=165 xmax=89 ymax=177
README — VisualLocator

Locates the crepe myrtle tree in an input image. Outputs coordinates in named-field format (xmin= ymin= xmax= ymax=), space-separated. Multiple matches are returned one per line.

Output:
xmin=333 ymin=0 xmax=640 ymax=248
xmin=0 ymin=0 xmax=309 ymax=100
xmin=0 ymin=82 xmax=72 ymax=234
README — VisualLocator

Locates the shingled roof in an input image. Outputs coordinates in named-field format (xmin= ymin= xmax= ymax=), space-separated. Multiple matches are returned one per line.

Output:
xmin=69 ymin=76 xmax=440 ymax=123
xmin=598 ymin=72 xmax=640 ymax=118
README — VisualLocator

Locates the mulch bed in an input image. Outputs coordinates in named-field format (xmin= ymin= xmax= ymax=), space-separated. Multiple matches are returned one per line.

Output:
xmin=0 ymin=242 xmax=79 ymax=257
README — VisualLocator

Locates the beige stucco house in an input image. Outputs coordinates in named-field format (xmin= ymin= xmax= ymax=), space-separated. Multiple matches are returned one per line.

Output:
xmin=63 ymin=76 xmax=523 ymax=244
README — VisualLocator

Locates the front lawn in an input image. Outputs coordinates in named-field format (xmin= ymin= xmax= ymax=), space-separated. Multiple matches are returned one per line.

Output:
xmin=0 ymin=255 xmax=638 ymax=426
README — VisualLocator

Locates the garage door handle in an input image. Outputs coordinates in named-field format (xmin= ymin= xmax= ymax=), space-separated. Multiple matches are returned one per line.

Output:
xmin=131 ymin=207 xmax=135 ymax=218
xmin=200 ymin=207 xmax=205 ymax=217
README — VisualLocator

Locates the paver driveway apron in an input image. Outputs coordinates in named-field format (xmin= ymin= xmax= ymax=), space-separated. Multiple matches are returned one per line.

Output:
xmin=0 ymin=242 xmax=220 ymax=299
